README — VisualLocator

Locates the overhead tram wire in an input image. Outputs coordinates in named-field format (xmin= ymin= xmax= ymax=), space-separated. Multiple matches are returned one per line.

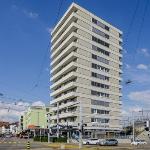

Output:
xmin=122 ymin=0 xmax=140 ymax=84
xmin=130 ymin=0 xmax=149 ymax=67
xmin=123 ymin=0 xmax=149 ymax=84
xmin=30 ymin=42 xmax=50 ymax=92
xmin=123 ymin=0 xmax=140 ymax=48
xmin=0 ymin=1 xmax=66 ymax=111
xmin=30 ymin=0 xmax=65 ymax=92
xmin=134 ymin=0 xmax=149 ymax=53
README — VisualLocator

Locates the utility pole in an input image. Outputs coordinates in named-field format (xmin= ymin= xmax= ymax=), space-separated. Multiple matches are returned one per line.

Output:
xmin=79 ymin=102 xmax=83 ymax=149
xmin=56 ymin=102 xmax=59 ymax=138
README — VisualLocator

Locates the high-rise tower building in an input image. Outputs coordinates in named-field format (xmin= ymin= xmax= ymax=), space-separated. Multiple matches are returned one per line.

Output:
xmin=50 ymin=3 xmax=122 ymax=137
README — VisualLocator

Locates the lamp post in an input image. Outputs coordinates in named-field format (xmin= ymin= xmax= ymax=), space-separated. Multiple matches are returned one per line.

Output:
xmin=79 ymin=102 xmax=83 ymax=149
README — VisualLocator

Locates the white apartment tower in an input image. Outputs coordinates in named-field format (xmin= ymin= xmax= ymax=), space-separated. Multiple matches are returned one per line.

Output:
xmin=50 ymin=3 xmax=123 ymax=137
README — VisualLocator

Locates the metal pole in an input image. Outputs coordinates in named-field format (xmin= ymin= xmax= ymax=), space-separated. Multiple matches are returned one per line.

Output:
xmin=79 ymin=102 xmax=82 ymax=149
xmin=37 ymin=112 xmax=40 ymax=127
xmin=48 ymin=113 xmax=50 ymax=143
xmin=57 ymin=102 xmax=59 ymax=138
xmin=132 ymin=111 xmax=135 ymax=142
xmin=67 ymin=122 xmax=69 ymax=143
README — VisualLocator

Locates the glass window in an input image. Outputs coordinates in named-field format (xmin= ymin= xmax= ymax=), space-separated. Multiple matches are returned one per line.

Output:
xmin=92 ymin=27 xmax=109 ymax=39
xmin=92 ymin=36 xmax=109 ymax=48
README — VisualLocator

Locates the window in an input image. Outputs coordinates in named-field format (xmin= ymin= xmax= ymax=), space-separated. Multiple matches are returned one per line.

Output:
xmin=92 ymin=27 xmax=109 ymax=39
xmin=92 ymin=72 xmax=109 ymax=81
xmin=91 ymin=108 xmax=109 ymax=114
xmin=92 ymin=54 xmax=109 ymax=64
xmin=92 ymin=36 xmax=109 ymax=48
xmin=92 ymin=45 xmax=109 ymax=56
xmin=91 ymin=90 xmax=109 ymax=98
xmin=92 ymin=18 xmax=110 ymax=31
xmin=91 ymin=100 xmax=109 ymax=107
xmin=91 ymin=118 xmax=109 ymax=123
xmin=91 ymin=81 xmax=109 ymax=89
xmin=92 ymin=63 xmax=109 ymax=72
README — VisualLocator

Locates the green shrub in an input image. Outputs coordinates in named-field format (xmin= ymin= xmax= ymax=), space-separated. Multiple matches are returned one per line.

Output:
xmin=34 ymin=136 xmax=66 ymax=143
xmin=33 ymin=136 xmax=40 ymax=141
xmin=33 ymin=136 xmax=48 ymax=142
xmin=41 ymin=136 xmax=48 ymax=142
xmin=50 ymin=137 xmax=67 ymax=143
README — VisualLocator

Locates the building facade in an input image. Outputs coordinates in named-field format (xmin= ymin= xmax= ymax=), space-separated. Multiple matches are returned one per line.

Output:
xmin=50 ymin=3 xmax=123 ymax=136
xmin=21 ymin=106 xmax=49 ymax=130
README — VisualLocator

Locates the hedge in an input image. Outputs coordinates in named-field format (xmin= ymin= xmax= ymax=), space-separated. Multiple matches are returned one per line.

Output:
xmin=33 ymin=136 xmax=48 ymax=142
xmin=33 ymin=136 xmax=67 ymax=143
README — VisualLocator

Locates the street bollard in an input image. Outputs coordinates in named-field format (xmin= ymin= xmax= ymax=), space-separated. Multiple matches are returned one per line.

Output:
xmin=26 ymin=141 xmax=30 ymax=149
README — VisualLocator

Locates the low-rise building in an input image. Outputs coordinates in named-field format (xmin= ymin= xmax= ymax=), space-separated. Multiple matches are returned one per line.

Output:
xmin=21 ymin=106 xmax=51 ymax=130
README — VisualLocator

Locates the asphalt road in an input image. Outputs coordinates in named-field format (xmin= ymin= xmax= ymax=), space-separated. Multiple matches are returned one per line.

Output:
xmin=1 ymin=137 xmax=150 ymax=150
xmin=0 ymin=137 xmax=51 ymax=150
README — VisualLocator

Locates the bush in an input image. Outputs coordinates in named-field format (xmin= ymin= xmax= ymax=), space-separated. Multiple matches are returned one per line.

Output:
xmin=33 ymin=136 xmax=48 ymax=142
xmin=50 ymin=137 xmax=67 ymax=143
xmin=34 ymin=136 xmax=40 ymax=141
xmin=41 ymin=136 xmax=48 ymax=142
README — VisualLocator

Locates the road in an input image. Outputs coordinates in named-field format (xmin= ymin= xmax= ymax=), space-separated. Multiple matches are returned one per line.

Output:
xmin=1 ymin=137 xmax=150 ymax=150
xmin=0 ymin=137 xmax=51 ymax=150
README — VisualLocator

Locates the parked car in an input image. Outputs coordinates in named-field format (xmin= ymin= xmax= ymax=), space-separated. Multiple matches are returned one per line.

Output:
xmin=5 ymin=134 xmax=12 ymax=138
xmin=131 ymin=140 xmax=147 ymax=145
xmin=22 ymin=135 xmax=29 ymax=139
xmin=100 ymin=139 xmax=118 ymax=146
xmin=83 ymin=138 xmax=100 ymax=145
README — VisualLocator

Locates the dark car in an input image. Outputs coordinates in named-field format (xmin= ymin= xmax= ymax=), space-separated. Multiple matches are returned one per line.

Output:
xmin=100 ymin=139 xmax=118 ymax=146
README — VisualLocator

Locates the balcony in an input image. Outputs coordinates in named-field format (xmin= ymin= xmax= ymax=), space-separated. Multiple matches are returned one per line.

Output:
xmin=50 ymin=111 xmax=78 ymax=120
xmin=51 ymin=81 xmax=76 ymax=97
xmin=52 ymin=22 xmax=77 ymax=51
xmin=51 ymin=32 xmax=77 ymax=59
xmin=51 ymin=101 xmax=78 ymax=111
xmin=51 ymin=91 xmax=77 ymax=104
xmin=50 ymin=62 xmax=77 ymax=82
xmin=51 ymin=52 xmax=77 ymax=75
xmin=51 ymin=42 xmax=76 ymax=67
xmin=50 ymin=71 xmax=77 ymax=90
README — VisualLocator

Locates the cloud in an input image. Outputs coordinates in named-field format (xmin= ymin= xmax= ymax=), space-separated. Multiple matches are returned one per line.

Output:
xmin=128 ymin=90 xmax=150 ymax=102
xmin=140 ymin=48 xmax=150 ymax=57
xmin=23 ymin=10 xmax=39 ymax=19
xmin=0 ymin=100 xmax=45 ymax=122
xmin=0 ymin=101 xmax=29 ymax=122
xmin=32 ymin=101 xmax=45 ymax=107
xmin=137 ymin=64 xmax=148 ymax=70
xmin=46 ymin=27 xmax=53 ymax=34
xmin=133 ymin=74 xmax=150 ymax=83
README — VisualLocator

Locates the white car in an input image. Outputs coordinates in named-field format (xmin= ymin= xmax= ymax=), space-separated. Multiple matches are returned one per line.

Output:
xmin=83 ymin=138 xmax=100 ymax=145
xmin=131 ymin=140 xmax=147 ymax=145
